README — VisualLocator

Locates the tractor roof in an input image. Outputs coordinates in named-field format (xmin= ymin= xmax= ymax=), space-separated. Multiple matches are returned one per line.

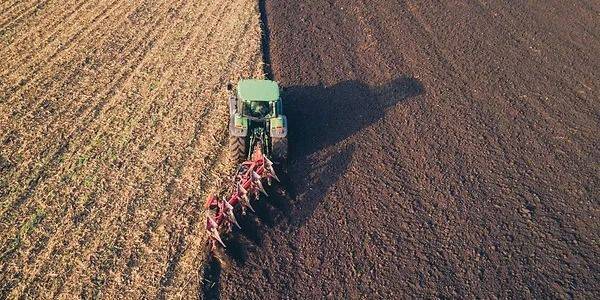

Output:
xmin=237 ymin=79 xmax=280 ymax=102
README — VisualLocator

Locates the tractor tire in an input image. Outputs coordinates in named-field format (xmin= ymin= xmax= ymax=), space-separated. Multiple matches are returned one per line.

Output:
xmin=272 ymin=137 xmax=288 ymax=162
xmin=229 ymin=136 xmax=246 ymax=163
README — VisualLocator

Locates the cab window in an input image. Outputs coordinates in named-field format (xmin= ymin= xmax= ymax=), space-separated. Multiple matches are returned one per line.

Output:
xmin=245 ymin=101 xmax=271 ymax=118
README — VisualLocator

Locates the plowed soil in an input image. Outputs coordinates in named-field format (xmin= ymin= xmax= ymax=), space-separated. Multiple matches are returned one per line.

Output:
xmin=218 ymin=0 xmax=599 ymax=298
xmin=0 ymin=0 xmax=262 ymax=298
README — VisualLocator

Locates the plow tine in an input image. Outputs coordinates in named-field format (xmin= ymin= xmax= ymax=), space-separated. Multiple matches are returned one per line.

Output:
xmin=267 ymin=168 xmax=280 ymax=183
xmin=237 ymin=183 xmax=251 ymax=204
xmin=206 ymin=214 xmax=226 ymax=247
xmin=252 ymin=171 xmax=268 ymax=196
xmin=260 ymin=187 xmax=268 ymax=196
xmin=232 ymin=217 xmax=241 ymax=229
xmin=263 ymin=155 xmax=273 ymax=167
xmin=246 ymin=201 xmax=256 ymax=213
xmin=271 ymin=172 xmax=280 ymax=183
xmin=262 ymin=156 xmax=280 ymax=182
xmin=240 ymin=200 xmax=255 ymax=214
xmin=236 ymin=183 xmax=254 ymax=213
xmin=223 ymin=197 xmax=241 ymax=229
xmin=206 ymin=212 xmax=217 ymax=230
xmin=211 ymin=228 xmax=226 ymax=247
xmin=237 ymin=182 xmax=248 ymax=197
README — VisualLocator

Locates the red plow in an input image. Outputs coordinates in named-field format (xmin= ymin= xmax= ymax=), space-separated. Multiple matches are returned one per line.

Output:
xmin=204 ymin=143 xmax=280 ymax=250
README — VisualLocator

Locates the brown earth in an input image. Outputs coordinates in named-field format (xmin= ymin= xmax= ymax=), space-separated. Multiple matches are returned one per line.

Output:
xmin=217 ymin=0 xmax=599 ymax=298
xmin=0 ymin=0 xmax=263 ymax=298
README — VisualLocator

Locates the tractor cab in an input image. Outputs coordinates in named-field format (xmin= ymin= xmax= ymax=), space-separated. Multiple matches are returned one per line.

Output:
xmin=227 ymin=79 xmax=288 ymax=162
xmin=236 ymin=79 xmax=281 ymax=120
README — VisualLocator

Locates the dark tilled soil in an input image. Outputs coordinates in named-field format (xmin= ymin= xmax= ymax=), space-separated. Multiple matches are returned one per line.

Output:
xmin=217 ymin=0 xmax=599 ymax=298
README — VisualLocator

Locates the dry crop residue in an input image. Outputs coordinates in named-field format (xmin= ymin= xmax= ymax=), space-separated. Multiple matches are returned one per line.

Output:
xmin=0 ymin=0 xmax=263 ymax=298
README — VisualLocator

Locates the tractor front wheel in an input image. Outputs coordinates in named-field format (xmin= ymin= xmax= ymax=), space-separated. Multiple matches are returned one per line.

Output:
xmin=229 ymin=136 xmax=246 ymax=163
xmin=271 ymin=137 xmax=288 ymax=162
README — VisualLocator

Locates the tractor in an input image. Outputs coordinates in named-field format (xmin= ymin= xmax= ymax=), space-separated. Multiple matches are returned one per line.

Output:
xmin=227 ymin=79 xmax=288 ymax=163
xmin=204 ymin=79 xmax=288 ymax=249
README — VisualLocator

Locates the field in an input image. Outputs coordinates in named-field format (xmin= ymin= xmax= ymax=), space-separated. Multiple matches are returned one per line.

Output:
xmin=0 ymin=0 xmax=262 ymax=298
xmin=2 ymin=0 xmax=599 ymax=299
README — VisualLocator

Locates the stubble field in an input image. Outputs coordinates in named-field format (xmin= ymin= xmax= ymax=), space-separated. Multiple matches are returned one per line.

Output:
xmin=0 ymin=0 xmax=262 ymax=298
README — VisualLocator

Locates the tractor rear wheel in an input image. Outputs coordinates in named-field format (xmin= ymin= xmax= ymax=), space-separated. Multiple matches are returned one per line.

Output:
xmin=272 ymin=137 xmax=288 ymax=162
xmin=229 ymin=136 xmax=246 ymax=163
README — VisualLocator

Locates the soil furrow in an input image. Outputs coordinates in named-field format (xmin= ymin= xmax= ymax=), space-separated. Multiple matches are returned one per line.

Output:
xmin=218 ymin=0 xmax=600 ymax=298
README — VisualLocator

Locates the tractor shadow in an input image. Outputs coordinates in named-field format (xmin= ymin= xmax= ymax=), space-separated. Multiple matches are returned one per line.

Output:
xmin=284 ymin=76 xmax=424 ymax=228
xmin=216 ymin=76 xmax=424 ymax=265
xmin=286 ymin=76 xmax=424 ymax=159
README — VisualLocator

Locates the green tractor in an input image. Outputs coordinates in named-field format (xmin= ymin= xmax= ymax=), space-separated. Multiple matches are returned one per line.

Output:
xmin=227 ymin=79 xmax=288 ymax=163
